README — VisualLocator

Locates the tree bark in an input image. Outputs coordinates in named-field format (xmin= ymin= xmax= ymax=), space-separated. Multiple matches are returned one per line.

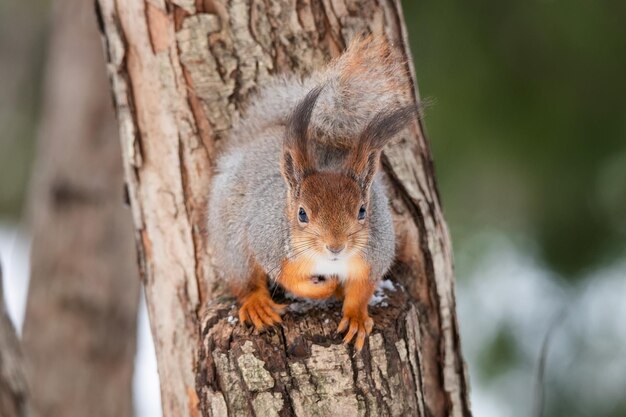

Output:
xmin=21 ymin=1 xmax=140 ymax=417
xmin=0 ymin=264 xmax=34 ymax=417
xmin=97 ymin=0 xmax=471 ymax=416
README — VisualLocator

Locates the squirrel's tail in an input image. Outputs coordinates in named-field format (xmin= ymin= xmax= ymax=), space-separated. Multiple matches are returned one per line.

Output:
xmin=313 ymin=35 xmax=412 ymax=147
xmin=234 ymin=35 xmax=412 ymax=148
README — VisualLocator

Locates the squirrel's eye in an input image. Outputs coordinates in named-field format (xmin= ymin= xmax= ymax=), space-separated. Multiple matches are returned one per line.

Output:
xmin=358 ymin=205 xmax=366 ymax=220
xmin=298 ymin=207 xmax=309 ymax=223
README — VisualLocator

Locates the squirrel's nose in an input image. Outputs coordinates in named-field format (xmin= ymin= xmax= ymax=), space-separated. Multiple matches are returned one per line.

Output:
xmin=326 ymin=244 xmax=345 ymax=255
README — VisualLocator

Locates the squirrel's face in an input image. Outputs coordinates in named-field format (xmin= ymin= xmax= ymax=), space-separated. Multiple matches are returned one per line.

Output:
xmin=280 ymin=84 xmax=415 ymax=264
xmin=288 ymin=171 xmax=369 ymax=261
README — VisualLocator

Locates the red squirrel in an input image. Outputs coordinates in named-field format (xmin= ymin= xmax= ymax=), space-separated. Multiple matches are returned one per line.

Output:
xmin=207 ymin=36 xmax=414 ymax=350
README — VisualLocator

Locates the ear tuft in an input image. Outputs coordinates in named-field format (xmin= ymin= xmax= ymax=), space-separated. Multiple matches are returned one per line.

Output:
xmin=285 ymin=85 xmax=325 ymax=147
xmin=281 ymin=85 xmax=324 ymax=195
xmin=360 ymin=104 xmax=417 ymax=151
xmin=345 ymin=104 xmax=417 ymax=192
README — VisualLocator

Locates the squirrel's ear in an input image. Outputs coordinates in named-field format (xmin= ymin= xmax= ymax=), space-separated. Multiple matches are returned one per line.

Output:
xmin=346 ymin=104 xmax=416 ymax=191
xmin=281 ymin=85 xmax=324 ymax=194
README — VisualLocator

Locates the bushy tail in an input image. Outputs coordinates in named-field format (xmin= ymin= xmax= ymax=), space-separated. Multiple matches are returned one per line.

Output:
xmin=233 ymin=36 xmax=413 ymax=148
xmin=313 ymin=35 xmax=412 ymax=146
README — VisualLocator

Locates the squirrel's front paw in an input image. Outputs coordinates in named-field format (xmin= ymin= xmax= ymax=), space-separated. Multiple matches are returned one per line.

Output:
xmin=238 ymin=290 xmax=287 ymax=331
xmin=337 ymin=310 xmax=374 ymax=351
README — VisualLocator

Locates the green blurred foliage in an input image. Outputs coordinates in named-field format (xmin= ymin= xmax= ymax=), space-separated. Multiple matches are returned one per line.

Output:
xmin=402 ymin=0 xmax=626 ymax=277
xmin=477 ymin=326 xmax=522 ymax=380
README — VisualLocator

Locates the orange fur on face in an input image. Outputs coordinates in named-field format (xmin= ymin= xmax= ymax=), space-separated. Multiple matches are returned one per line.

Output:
xmin=287 ymin=171 xmax=369 ymax=259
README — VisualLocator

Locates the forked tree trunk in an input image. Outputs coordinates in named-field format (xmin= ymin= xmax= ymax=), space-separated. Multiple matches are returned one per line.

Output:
xmin=22 ymin=1 xmax=139 ymax=416
xmin=97 ymin=0 xmax=471 ymax=416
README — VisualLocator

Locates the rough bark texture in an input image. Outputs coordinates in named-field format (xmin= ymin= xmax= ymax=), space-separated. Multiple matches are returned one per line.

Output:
xmin=21 ymin=1 xmax=140 ymax=417
xmin=97 ymin=0 xmax=471 ymax=416
xmin=0 ymin=265 xmax=34 ymax=417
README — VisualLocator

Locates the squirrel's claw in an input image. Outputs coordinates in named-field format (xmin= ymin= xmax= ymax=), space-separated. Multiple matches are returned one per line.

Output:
xmin=238 ymin=291 xmax=286 ymax=331
xmin=337 ymin=316 xmax=349 ymax=333
xmin=337 ymin=314 xmax=374 ymax=352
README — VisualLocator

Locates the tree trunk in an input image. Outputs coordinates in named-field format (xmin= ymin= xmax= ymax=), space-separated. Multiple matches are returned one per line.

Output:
xmin=0 ymin=264 xmax=34 ymax=417
xmin=97 ymin=0 xmax=471 ymax=416
xmin=21 ymin=1 xmax=140 ymax=417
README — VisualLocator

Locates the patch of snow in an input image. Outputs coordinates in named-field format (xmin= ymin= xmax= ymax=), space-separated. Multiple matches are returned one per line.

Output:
xmin=0 ymin=222 xmax=30 ymax=334
xmin=378 ymin=279 xmax=396 ymax=292
xmin=369 ymin=279 xmax=396 ymax=306
xmin=456 ymin=232 xmax=626 ymax=417
xmin=133 ymin=291 xmax=162 ymax=417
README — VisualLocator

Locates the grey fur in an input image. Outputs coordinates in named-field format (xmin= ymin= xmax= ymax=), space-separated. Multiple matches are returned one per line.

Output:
xmin=207 ymin=38 xmax=408 ymax=287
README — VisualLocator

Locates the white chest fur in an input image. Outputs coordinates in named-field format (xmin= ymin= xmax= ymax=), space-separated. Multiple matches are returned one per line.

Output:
xmin=311 ymin=255 xmax=350 ymax=281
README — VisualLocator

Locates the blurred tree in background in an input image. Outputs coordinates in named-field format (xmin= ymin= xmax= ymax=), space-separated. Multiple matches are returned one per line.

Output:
xmin=19 ymin=0 xmax=140 ymax=415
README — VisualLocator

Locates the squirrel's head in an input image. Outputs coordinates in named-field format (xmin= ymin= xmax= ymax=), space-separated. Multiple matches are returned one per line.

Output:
xmin=280 ymin=85 xmax=415 ymax=261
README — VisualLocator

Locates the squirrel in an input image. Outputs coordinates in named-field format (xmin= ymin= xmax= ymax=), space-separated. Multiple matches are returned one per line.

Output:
xmin=207 ymin=36 xmax=415 ymax=351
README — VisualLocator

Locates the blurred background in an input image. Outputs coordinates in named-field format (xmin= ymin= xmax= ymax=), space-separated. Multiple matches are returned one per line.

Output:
xmin=403 ymin=1 xmax=626 ymax=416
xmin=0 ymin=0 xmax=624 ymax=416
